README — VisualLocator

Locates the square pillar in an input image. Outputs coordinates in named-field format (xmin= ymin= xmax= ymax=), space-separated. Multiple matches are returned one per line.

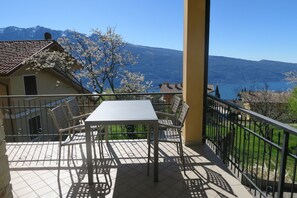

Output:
xmin=183 ymin=0 xmax=210 ymax=145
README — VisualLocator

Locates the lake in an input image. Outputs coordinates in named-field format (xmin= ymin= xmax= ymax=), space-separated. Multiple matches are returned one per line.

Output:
xmin=216 ymin=81 xmax=295 ymax=100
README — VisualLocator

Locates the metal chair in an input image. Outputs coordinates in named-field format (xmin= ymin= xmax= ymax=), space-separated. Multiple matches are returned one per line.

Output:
xmin=156 ymin=95 xmax=182 ymax=125
xmin=65 ymin=97 xmax=107 ymax=158
xmin=48 ymin=104 xmax=99 ymax=183
xmin=148 ymin=101 xmax=189 ymax=175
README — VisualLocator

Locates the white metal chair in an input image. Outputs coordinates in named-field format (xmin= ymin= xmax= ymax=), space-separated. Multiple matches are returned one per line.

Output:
xmin=65 ymin=97 xmax=107 ymax=158
xmin=156 ymin=95 xmax=182 ymax=125
xmin=49 ymin=104 xmax=99 ymax=183
xmin=148 ymin=101 xmax=189 ymax=175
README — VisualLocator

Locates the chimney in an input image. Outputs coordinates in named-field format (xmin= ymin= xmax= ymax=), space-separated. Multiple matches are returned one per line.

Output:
xmin=166 ymin=83 xmax=172 ymax=89
xmin=175 ymin=83 xmax=182 ymax=90
xmin=44 ymin=32 xmax=52 ymax=40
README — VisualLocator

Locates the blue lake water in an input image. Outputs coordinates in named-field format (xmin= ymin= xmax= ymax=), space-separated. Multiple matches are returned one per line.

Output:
xmin=216 ymin=81 xmax=295 ymax=100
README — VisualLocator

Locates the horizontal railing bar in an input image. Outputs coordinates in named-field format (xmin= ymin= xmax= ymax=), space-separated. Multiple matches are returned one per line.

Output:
xmin=0 ymin=92 xmax=182 ymax=99
xmin=209 ymin=108 xmax=284 ymax=150
xmin=231 ymin=121 xmax=283 ymax=150
xmin=288 ymin=152 xmax=297 ymax=159
xmin=207 ymin=94 xmax=297 ymax=136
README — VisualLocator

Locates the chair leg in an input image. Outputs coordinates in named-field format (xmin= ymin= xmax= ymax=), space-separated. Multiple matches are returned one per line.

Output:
xmin=57 ymin=146 xmax=63 ymax=198
xmin=69 ymin=145 xmax=77 ymax=183
xmin=98 ymin=129 xmax=104 ymax=159
xmin=91 ymin=131 xmax=100 ymax=183
xmin=71 ymin=144 xmax=86 ymax=182
xmin=77 ymin=144 xmax=87 ymax=181
xmin=147 ymin=140 xmax=151 ymax=176
xmin=178 ymin=137 xmax=186 ymax=175
xmin=147 ymin=142 xmax=151 ymax=175
xmin=96 ymin=128 xmax=113 ymax=189
xmin=57 ymin=145 xmax=62 ymax=182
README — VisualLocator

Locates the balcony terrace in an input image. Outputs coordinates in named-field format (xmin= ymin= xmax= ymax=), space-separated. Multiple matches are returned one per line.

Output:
xmin=1 ymin=1 xmax=296 ymax=198
xmin=1 ymin=93 xmax=296 ymax=198
xmin=8 ymin=140 xmax=250 ymax=198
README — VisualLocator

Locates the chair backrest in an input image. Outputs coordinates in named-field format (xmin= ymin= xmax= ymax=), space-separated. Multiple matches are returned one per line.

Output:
xmin=65 ymin=97 xmax=81 ymax=119
xmin=171 ymin=95 xmax=182 ymax=114
xmin=49 ymin=104 xmax=70 ymax=132
xmin=177 ymin=102 xmax=189 ymax=127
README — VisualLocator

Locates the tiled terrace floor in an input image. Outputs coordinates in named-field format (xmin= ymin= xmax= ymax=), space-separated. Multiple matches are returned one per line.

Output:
xmin=7 ymin=140 xmax=252 ymax=198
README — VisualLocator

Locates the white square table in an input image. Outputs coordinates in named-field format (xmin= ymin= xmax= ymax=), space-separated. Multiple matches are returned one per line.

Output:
xmin=85 ymin=100 xmax=159 ymax=183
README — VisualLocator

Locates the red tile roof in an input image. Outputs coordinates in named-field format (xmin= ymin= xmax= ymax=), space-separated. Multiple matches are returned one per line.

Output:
xmin=0 ymin=40 xmax=54 ymax=75
xmin=159 ymin=82 xmax=215 ymax=93
xmin=160 ymin=83 xmax=183 ymax=93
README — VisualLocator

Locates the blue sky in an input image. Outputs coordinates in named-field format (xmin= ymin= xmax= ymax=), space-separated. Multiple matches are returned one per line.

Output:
xmin=1 ymin=0 xmax=297 ymax=63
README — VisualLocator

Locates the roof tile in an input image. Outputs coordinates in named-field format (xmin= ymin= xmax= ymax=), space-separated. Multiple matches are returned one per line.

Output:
xmin=0 ymin=40 xmax=54 ymax=75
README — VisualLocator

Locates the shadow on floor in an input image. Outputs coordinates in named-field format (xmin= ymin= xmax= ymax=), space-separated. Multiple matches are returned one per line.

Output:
xmin=8 ymin=141 xmax=250 ymax=197
xmin=60 ymin=143 xmax=239 ymax=198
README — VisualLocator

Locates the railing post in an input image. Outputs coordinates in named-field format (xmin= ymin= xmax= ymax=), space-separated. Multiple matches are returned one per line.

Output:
xmin=277 ymin=131 xmax=289 ymax=198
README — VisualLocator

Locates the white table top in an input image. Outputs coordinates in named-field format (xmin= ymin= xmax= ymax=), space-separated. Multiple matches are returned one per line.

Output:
xmin=85 ymin=100 xmax=158 ymax=125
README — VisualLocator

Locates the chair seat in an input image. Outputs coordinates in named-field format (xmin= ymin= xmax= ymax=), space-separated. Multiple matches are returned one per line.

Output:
xmin=150 ymin=128 xmax=180 ymax=143
xmin=72 ymin=125 xmax=104 ymax=133
xmin=62 ymin=131 xmax=98 ymax=146
xmin=59 ymin=123 xmax=103 ymax=146
xmin=159 ymin=129 xmax=180 ymax=142
xmin=158 ymin=119 xmax=174 ymax=126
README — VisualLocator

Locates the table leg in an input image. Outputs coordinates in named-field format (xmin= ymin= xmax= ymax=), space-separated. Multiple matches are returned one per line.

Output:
xmin=85 ymin=124 xmax=93 ymax=184
xmin=153 ymin=122 xmax=158 ymax=182
xmin=147 ymin=124 xmax=150 ymax=145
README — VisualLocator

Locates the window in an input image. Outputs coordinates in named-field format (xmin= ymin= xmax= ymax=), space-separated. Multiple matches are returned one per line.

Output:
xmin=24 ymin=76 xmax=37 ymax=95
xmin=28 ymin=116 xmax=41 ymax=140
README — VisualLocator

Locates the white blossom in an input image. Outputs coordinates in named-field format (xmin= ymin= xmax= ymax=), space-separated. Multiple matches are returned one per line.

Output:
xmin=23 ymin=27 xmax=152 ymax=95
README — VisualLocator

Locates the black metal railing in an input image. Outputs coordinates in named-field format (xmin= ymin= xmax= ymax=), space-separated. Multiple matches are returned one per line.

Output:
xmin=5 ymin=91 xmax=296 ymax=197
xmin=1 ymin=92 xmax=180 ymax=142
xmin=206 ymin=94 xmax=297 ymax=198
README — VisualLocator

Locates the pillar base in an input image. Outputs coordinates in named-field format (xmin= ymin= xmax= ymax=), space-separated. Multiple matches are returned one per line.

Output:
xmin=184 ymin=139 xmax=203 ymax=146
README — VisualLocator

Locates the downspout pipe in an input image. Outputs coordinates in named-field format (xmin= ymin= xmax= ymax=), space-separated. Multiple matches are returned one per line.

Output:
xmin=202 ymin=0 xmax=211 ymax=143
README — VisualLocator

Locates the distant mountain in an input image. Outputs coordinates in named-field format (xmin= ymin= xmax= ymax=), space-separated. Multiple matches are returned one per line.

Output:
xmin=1 ymin=26 xmax=297 ymax=88
xmin=0 ymin=26 xmax=66 ymax=40
xmin=208 ymin=56 xmax=297 ymax=83
xmin=126 ymin=44 xmax=182 ymax=87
